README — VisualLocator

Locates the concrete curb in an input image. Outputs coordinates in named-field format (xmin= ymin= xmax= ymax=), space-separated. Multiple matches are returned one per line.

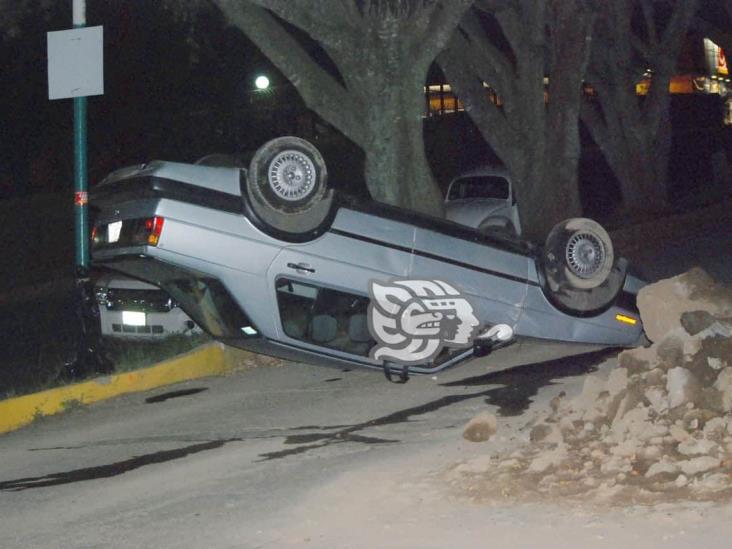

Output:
xmin=0 ymin=342 xmax=234 ymax=436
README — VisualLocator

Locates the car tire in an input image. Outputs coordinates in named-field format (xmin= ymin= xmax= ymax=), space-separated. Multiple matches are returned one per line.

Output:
xmin=246 ymin=137 xmax=334 ymax=236
xmin=543 ymin=218 xmax=614 ymax=290
xmin=248 ymin=136 xmax=328 ymax=214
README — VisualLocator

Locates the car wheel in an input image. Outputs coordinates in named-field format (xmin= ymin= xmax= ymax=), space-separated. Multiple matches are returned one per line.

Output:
xmin=248 ymin=136 xmax=328 ymax=214
xmin=543 ymin=218 xmax=614 ymax=290
xmin=246 ymin=137 xmax=334 ymax=237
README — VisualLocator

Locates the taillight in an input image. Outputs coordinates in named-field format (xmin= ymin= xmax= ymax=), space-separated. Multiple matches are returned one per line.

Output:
xmin=145 ymin=216 xmax=165 ymax=246
xmin=91 ymin=216 xmax=165 ymax=248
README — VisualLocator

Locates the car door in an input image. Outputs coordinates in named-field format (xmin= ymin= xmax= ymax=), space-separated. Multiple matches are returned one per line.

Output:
xmin=409 ymin=223 xmax=531 ymax=335
xmin=265 ymin=209 xmax=415 ymax=367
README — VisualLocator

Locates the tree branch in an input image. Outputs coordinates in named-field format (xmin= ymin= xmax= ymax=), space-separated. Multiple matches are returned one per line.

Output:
xmin=416 ymin=0 xmax=474 ymax=61
xmin=214 ymin=0 xmax=366 ymax=145
xmin=456 ymin=10 xmax=516 ymax=98
xmin=240 ymin=0 xmax=355 ymax=48
xmin=438 ymin=42 xmax=520 ymax=165
xmin=643 ymin=0 xmax=697 ymax=124
xmin=639 ymin=0 xmax=658 ymax=48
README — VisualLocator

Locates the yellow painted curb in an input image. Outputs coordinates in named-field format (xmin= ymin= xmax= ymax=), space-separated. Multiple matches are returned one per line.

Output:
xmin=0 ymin=342 xmax=230 ymax=435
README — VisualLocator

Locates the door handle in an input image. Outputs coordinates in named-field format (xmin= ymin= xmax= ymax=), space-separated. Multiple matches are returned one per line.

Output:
xmin=287 ymin=262 xmax=315 ymax=274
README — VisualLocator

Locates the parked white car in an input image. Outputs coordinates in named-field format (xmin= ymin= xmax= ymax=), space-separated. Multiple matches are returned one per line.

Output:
xmin=94 ymin=273 xmax=200 ymax=339
xmin=445 ymin=166 xmax=521 ymax=236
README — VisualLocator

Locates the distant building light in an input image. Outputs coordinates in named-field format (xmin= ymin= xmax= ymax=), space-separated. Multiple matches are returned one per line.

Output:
xmin=255 ymin=75 xmax=270 ymax=90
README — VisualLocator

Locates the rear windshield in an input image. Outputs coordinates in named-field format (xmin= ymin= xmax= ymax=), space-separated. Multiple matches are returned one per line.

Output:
xmin=448 ymin=176 xmax=509 ymax=200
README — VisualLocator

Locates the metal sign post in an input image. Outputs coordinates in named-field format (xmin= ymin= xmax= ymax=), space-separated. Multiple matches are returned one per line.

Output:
xmin=73 ymin=0 xmax=89 ymax=273
xmin=47 ymin=0 xmax=109 ymax=377
xmin=48 ymin=1 xmax=103 ymax=273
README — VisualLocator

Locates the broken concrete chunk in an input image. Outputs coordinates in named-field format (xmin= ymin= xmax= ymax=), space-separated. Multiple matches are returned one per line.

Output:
xmin=708 ymin=357 xmax=724 ymax=370
xmin=656 ymin=333 xmax=686 ymax=369
xmin=644 ymin=368 xmax=665 ymax=387
xmin=607 ymin=368 xmax=629 ymax=397
xmin=677 ymin=438 xmax=718 ymax=456
xmin=610 ymin=439 xmax=641 ymax=458
xmin=702 ymin=417 xmax=728 ymax=440
xmin=618 ymin=345 xmax=658 ymax=374
xmin=669 ymin=424 xmax=690 ymax=443
xmin=695 ymin=472 xmax=730 ymax=492
xmin=575 ymin=375 xmax=606 ymax=410
xmin=528 ymin=445 xmax=567 ymax=474
xmin=666 ymin=367 xmax=701 ymax=409
xmin=462 ymin=412 xmax=498 ymax=443
xmin=681 ymin=310 xmax=717 ymax=336
xmin=714 ymin=368 xmax=732 ymax=412
xmin=644 ymin=386 xmax=669 ymax=415
xmin=645 ymin=460 xmax=680 ymax=478
xmin=529 ymin=423 xmax=562 ymax=445
xmin=600 ymin=455 xmax=632 ymax=474
xmin=636 ymin=268 xmax=732 ymax=342
xmin=678 ymin=456 xmax=722 ymax=477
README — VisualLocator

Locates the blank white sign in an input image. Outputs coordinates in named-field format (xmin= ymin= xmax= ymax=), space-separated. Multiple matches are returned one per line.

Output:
xmin=47 ymin=26 xmax=104 ymax=100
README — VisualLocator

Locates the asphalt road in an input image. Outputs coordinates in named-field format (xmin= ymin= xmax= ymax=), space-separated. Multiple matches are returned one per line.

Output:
xmin=0 ymin=340 xmax=621 ymax=548
xmin=1 ymin=229 xmax=731 ymax=548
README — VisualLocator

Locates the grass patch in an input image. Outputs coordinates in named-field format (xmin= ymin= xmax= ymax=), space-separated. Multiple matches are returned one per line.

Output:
xmin=60 ymin=398 xmax=85 ymax=412
xmin=0 ymin=332 xmax=212 ymax=401
xmin=102 ymin=333 xmax=212 ymax=373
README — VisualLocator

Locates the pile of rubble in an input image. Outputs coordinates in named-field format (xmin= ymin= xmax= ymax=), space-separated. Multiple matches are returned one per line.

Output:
xmin=451 ymin=268 xmax=732 ymax=504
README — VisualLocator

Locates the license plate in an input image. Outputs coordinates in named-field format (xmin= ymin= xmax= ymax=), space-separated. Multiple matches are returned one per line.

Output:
xmin=122 ymin=311 xmax=146 ymax=326
xmin=108 ymin=220 xmax=123 ymax=243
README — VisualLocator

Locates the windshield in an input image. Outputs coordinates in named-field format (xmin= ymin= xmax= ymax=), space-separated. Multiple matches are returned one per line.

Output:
xmin=448 ymin=175 xmax=509 ymax=201
xmin=163 ymin=277 xmax=255 ymax=338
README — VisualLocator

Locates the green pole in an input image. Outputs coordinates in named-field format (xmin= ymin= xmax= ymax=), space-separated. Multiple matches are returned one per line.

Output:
xmin=73 ymin=0 xmax=88 ymax=274
xmin=74 ymin=95 xmax=88 ymax=272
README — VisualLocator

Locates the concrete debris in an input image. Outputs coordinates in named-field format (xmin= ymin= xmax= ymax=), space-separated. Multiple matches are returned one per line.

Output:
xmin=666 ymin=367 xmax=701 ymax=408
xmin=678 ymin=456 xmax=722 ymax=476
xmin=462 ymin=412 xmax=498 ymax=443
xmin=453 ymin=269 xmax=732 ymax=504
xmin=636 ymin=268 xmax=732 ymax=342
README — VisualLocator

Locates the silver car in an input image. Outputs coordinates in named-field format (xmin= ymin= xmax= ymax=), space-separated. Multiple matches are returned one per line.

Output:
xmin=445 ymin=166 xmax=521 ymax=236
xmin=91 ymin=136 xmax=644 ymax=378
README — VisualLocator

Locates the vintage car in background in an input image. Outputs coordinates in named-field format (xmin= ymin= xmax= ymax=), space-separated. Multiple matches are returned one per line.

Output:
xmin=90 ymin=136 xmax=645 ymax=379
xmin=444 ymin=165 xmax=521 ymax=236
xmin=94 ymin=272 xmax=200 ymax=339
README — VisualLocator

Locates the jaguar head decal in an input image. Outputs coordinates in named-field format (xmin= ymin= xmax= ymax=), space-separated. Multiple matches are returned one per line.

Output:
xmin=368 ymin=279 xmax=479 ymax=365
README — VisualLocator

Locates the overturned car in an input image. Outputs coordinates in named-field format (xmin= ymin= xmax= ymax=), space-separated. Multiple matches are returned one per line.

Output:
xmin=91 ymin=137 xmax=645 ymax=379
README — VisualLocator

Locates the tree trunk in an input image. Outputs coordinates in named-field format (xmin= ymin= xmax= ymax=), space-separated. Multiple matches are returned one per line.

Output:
xmin=614 ymin=129 xmax=670 ymax=211
xmin=359 ymin=75 xmax=443 ymax=217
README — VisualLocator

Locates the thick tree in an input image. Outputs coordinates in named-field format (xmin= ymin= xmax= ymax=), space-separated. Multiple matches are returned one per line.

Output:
xmin=438 ymin=0 xmax=597 ymax=243
xmin=213 ymin=0 xmax=472 ymax=216
xmin=580 ymin=0 xmax=698 ymax=211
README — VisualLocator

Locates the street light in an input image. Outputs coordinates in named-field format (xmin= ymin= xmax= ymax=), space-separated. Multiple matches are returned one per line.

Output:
xmin=254 ymin=75 xmax=270 ymax=91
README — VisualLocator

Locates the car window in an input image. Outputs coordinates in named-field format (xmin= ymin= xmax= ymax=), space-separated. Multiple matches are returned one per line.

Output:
xmin=164 ymin=277 xmax=255 ymax=338
xmin=448 ymin=176 xmax=509 ymax=200
xmin=276 ymin=278 xmax=375 ymax=357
